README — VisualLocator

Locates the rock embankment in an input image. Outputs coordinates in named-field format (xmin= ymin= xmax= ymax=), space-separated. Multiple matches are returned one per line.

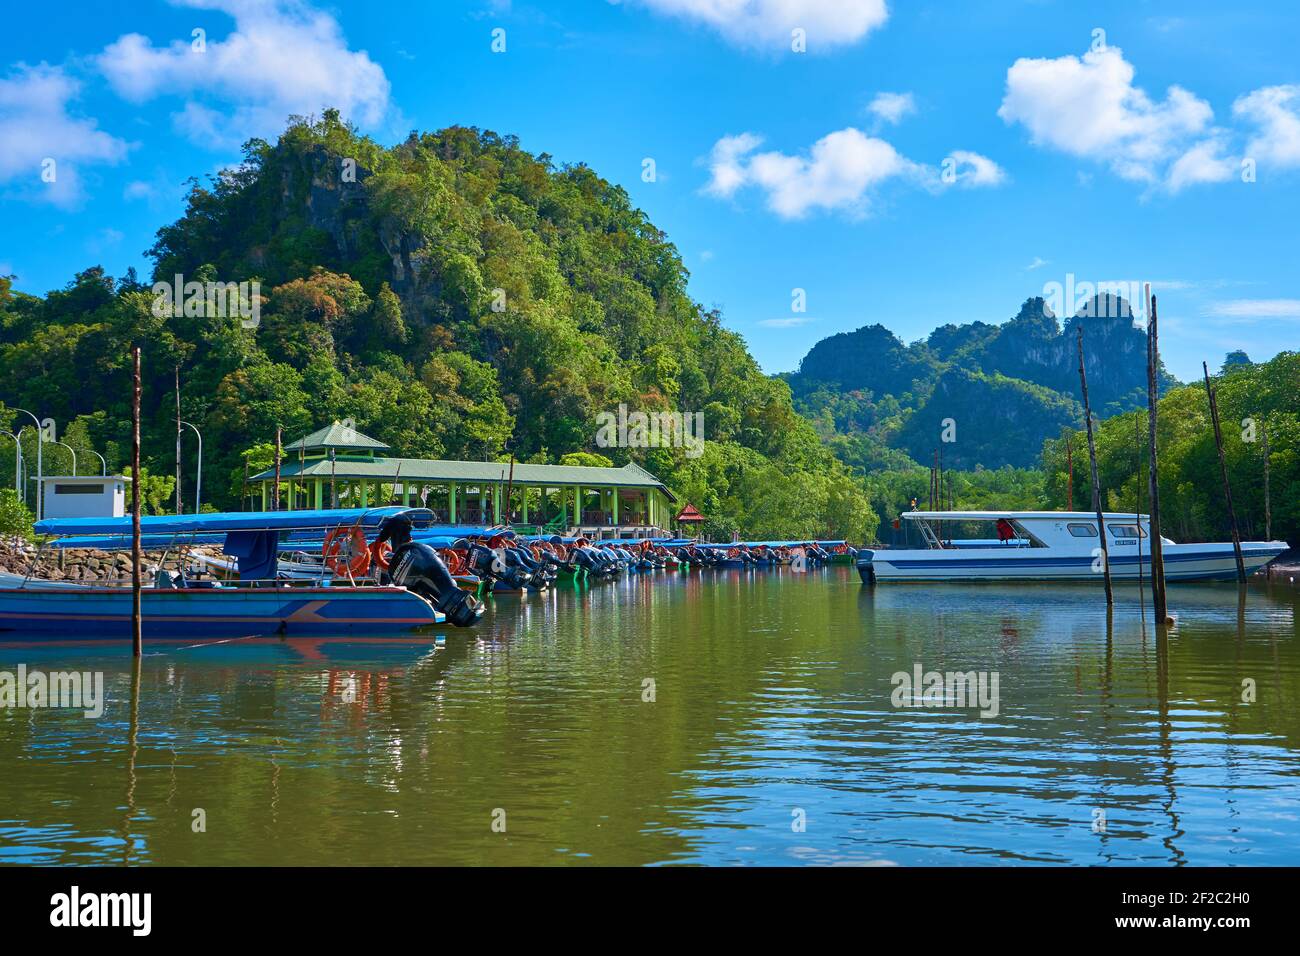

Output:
xmin=0 ymin=540 xmax=194 ymax=582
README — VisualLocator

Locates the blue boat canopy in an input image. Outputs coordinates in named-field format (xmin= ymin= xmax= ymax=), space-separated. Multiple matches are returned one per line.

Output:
xmin=34 ymin=507 xmax=434 ymax=538
xmin=50 ymin=534 xmax=230 ymax=551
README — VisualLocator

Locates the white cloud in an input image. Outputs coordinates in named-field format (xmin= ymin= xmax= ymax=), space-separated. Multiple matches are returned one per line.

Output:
xmin=998 ymin=45 xmax=1228 ymax=191
xmin=1026 ymin=256 xmax=1049 ymax=271
xmin=1207 ymin=299 xmax=1300 ymax=321
xmin=706 ymin=127 xmax=921 ymax=218
xmin=707 ymin=128 xmax=1004 ymax=217
xmin=867 ymin=91 xmax=915 ymax=125
xmin=86 ymin=227 xmax=125 ymax=255
xmin=944 ymin=149 xmax=1007 ymax=187
xmin=97 ymin=0 xmax=391 ymax=148
xmin=1166 ymin=136 xmax=1237 ymax=191
xmin=759 ymin=317 xmax=815 ymax=327
xmin=705 ymin=132 xmax=768 ymax=198
xmin=1234 ymin=85 xmax=1300 ymax=169
xmin=123 ymin=180 xmax=155 ymax=201
xmin=0 ymin=63 xmax=131 ymax=206
xmin=625 ymin=0 xmax=888 ymax=51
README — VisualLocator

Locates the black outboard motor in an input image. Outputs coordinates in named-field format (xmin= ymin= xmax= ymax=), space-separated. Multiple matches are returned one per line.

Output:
xmin=569 ymin=545 xmax=602 ymax=575
xmin=507 ymin=544 xmax=553 ymax=589
xmin=376 ymin=516 xmax=482 ymax=627
xmin=463 ymin=538 xmax=533 ymax=590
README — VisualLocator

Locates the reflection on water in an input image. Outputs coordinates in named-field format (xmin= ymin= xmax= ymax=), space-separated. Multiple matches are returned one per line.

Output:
xmin=1 ymin=570 xmax=1297 ymax=866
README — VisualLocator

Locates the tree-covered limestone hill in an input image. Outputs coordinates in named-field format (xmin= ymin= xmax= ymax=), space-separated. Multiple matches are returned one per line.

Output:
xmin=783 ymin=294 xmax=1180 ymax=472
xmin=0 ymin=112 xmax=877 ymax=543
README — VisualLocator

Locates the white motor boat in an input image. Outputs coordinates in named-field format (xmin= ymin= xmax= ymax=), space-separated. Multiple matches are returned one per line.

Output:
xmin=858 ymin=511 xmax=1288 ymax=583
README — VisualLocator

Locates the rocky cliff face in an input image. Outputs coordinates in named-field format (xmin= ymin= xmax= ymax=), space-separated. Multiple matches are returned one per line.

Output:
xmin=786 ymin=295 xmax=1177 ymax=469
xmin=966 ymin=295 xmax=1166 ymax=415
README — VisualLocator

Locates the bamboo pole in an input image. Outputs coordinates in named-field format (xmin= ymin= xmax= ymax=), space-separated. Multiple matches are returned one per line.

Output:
xmin=1135 ymin=411 xmax=1146 ymax=622
xmin=272 ymin=425 xmax=282 ymax=512
xmin=131 ymin=346 xmax=142 ymax=658
xmin=1203 ymin=362 xmax=1246 ymax=583
xmin=1077 ymin=326 xmax=1113 ymax=605
xmin=937 ymin=445 xmax=945 ymax=543
xmin=174 ymin=365 xmax=182 ymax=515
xmin=1261 ymin=424 xmax=1271 ymax=542
xmin=1066 ymin=435 xmax=1074 ymax=509
xmin=1146 ymin=288 xmax=1168 ymax=623
xmin=504 ymin=452 xmax=516 ymax=525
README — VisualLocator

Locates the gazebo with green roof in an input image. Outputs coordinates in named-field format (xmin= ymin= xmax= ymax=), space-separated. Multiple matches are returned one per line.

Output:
xmin=249 ymin=421 xmax=678 ymax=535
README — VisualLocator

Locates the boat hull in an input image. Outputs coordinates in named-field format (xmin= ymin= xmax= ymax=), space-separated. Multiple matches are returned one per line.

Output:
xmin=859 ymin=542 xmax=1287 ymax=583
xmin=0 ymin=585 xmax=442 ymax=641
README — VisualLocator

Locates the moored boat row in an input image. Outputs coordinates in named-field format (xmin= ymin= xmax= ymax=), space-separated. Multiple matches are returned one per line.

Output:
xmin=2 ymin=504 xmax=1285 ymax=643
xmin=0 ymin=507 xmax=854 ymax=642
xmin=856 ymin=511 xmax=1287 ymax=584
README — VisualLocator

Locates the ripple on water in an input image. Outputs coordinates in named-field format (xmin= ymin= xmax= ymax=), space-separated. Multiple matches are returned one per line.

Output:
xmin=0 ymin=571 xmax=1297 ymax=864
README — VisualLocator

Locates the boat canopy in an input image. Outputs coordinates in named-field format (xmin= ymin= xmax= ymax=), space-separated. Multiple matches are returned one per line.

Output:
xmin=50 ymin=533 xmax=229 ymax=550
xmin=902 ymin=511 xmax=1151 ymax=522
xmin=34 ymin=506 xmax=434 ymax=538
xmin=32 ymin=507 xmax=471 ymax=582
xmin=695 ymin=540 xmax=820 ymax=549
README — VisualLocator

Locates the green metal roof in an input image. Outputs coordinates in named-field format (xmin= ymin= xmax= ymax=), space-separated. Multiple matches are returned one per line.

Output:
xmin=251 ymin=456 xmax=674 ymax=500
xmin=284 ymin=422 xmax=390 ymax=452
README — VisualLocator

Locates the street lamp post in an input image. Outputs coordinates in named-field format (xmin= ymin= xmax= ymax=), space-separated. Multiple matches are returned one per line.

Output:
xmin=13 ymin=409 xmax=42 ymax=520
xmin=52 ymin=441 xmax=77 ymax=477
xmin=180 ymin=421 xmax=202 ymax=513
xmin=87 ymin=450 xmax=107 ymax=476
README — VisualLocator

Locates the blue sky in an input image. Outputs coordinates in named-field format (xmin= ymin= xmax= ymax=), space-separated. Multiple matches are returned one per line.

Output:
xmin=2 ymin=0 xmax=1298 ymax=382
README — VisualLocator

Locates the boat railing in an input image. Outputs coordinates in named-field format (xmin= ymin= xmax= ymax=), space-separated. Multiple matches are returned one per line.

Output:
xmin=15 ymin=572 xmax=394 ymax=590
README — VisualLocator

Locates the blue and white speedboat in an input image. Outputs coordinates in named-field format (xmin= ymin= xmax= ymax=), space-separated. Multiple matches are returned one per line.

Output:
xmin=0 ymin=507 xmax=484 ymax=641
xmin=857 ymin=511 xmax=1288 ymax=584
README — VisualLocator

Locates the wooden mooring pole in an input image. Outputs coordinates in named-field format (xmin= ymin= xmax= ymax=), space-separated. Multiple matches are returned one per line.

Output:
xmin=1077 ymin=327 xmax=1113 ymax=605
xmin=1066 ymin=436 xmax=1074 ymax=509
xmin=1261 ymin=424 xmax=1272 ymax=542
xmin=1202 ymin=361 xmax=1247 ymax=583
xmin=131 ymin=346 xmax=142 ymax=658
xmin=1135 ymin=412 xmax=1145 ymax=604
xmin=174 ymin=364 xmax=182 ymax=515
xmin=272 ymin=425 xmax=282 ymax=511
xmin=1146 ymin=288 xmax=1169 ymax=624
xmin=504 ymin=452 xmax=516 ymax=525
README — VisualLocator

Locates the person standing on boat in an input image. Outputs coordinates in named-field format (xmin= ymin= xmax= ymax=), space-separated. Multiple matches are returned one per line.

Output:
xmin=996 ymin=518 xmax=1015 ymax=545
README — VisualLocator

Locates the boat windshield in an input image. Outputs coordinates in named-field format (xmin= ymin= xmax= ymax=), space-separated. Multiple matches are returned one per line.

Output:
xmin=911 ymin=516 xmax=1046 ymax=549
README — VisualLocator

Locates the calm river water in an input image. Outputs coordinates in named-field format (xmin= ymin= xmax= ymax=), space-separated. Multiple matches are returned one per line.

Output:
xmin=2 ymin=567 xmax=1297 ymax=866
